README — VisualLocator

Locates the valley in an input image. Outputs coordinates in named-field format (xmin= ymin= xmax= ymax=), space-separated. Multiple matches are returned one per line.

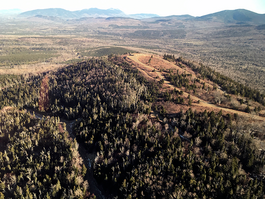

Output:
xmin=1 ymin=14 xmax=265 ymax=91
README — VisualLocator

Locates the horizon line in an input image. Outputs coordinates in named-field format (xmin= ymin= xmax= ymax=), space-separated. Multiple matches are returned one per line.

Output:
xmin=1 ymin=7 xmax=264 ymax=18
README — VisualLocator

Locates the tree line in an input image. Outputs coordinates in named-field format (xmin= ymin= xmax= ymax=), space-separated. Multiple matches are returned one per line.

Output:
xmin=163 ymin=54 xmax=265 ymax=106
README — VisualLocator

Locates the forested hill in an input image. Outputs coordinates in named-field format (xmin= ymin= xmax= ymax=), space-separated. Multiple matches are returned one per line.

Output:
xmin=0 ymin=56 xmax=265 ymax=198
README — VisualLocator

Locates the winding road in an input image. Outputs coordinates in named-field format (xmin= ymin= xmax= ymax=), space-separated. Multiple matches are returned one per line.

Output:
xmin=28 ymin=110 xmax=105 ymax=199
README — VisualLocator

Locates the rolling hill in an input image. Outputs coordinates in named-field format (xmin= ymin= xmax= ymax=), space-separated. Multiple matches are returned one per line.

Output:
xmin=196 ymin=9 xmax=265 ymax=25
xmin=18 ymin=8 xmax=77 ymax=19
xmin=1 ymin=53 xmax=264 ymax=198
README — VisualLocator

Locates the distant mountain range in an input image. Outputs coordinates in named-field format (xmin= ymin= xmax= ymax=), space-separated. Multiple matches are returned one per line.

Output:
xmin=17 ymin=8 xmax=160 ymax=19
xmin=19 ymin=8 xmax=77 ymax=18
xmin=143 ymin=9 xmax=265 ymax=25
xmin=0 ymin=8 xmax=264 ymax=24
xmin=17 ymin=8 xmax=130 ymax=19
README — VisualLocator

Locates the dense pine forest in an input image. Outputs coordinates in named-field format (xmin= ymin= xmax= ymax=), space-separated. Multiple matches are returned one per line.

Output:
xmin=0 ymin=110 xmax=90 ymax=198
xmin=0 ymin=55 xmax=265 ymax=198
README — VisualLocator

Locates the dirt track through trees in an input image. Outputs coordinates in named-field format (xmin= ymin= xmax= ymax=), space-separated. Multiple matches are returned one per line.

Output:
xmin=27 ymin=109 xmax=105 ymax=199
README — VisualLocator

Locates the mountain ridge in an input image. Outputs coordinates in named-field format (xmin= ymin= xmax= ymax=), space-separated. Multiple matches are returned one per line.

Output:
xmin=13 ymin=7 xmax=265 ymax=24
xmin=18 ymin=8 xmax=137 ymax=19
xmin=196 ymin=9 xmax=265 ymax=24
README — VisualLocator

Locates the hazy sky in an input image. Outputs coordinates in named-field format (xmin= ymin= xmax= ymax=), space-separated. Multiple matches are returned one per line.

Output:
xmin=2 ymin=0 xmax=265 ymax=16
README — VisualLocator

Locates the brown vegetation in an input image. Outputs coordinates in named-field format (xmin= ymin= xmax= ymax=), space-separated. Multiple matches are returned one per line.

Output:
xmin=127 ymin=53 xmax=265 ymax=121
xmin=39 ymin=76 xmax=50 ymax=112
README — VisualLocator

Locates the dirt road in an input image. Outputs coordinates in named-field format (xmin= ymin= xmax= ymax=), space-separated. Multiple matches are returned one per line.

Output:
xmin=127 ymin=54 xmax=265 ymax=121
xmin=28 ymin=109 xmax=105 ymax=199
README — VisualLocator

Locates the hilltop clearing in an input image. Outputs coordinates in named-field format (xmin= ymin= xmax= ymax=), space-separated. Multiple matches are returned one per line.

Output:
xmin=125 ymin=53 xmax=265 ymax=120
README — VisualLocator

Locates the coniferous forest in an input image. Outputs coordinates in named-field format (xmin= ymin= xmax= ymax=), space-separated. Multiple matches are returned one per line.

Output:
xmin=0 ymin=55 xmax=265 ymax=198
xmin=0 ymin=110 xmax=90 ymax=198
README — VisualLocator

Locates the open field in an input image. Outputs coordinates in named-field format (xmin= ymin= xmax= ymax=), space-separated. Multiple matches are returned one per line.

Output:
xmin=0 ymin=31 xmax=138 ymax=74
xmin=0 ymin=17 xmax=265 ymax=120
xmin=0 ymin=17 xmax=265 ymax=93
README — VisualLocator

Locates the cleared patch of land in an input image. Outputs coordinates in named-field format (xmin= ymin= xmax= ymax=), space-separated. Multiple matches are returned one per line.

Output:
xmin=127 ymin=53 xmax=265 ymax=121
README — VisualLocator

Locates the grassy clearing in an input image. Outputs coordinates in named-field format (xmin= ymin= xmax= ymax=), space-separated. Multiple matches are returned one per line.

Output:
xmin=0 ymin=51 xmax=58 ymax=66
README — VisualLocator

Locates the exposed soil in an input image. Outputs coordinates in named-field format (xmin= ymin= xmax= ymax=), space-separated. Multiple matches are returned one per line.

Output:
xmin=127 ymin=53 xmax=265 ymax=121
